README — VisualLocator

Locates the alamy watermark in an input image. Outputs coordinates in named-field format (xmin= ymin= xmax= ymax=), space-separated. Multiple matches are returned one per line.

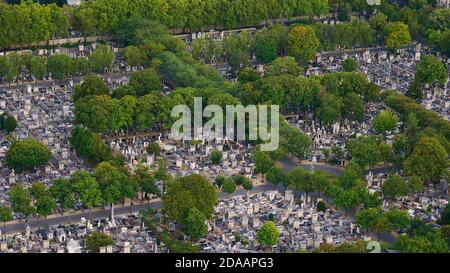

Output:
xmin=366 ymin=0 xmax=381 ymax=5
xmin=170 ymin=97 xmax=279 ymax=152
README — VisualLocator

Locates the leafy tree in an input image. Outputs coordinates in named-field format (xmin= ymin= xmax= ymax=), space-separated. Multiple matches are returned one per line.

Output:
xmin=74 ymin=95 xmax=110 ymax=133
xmin=373 ymin=215 xmax=392 ymax=240
xmin=223 ymin=32 xmax=250 ymax=71
xmin=257 ymin=221 xmax=280 ymax=247
xmin=47 ymin=53 xmax=74 ymax=80
xmin=162 ymin=174 xmax=217 ymax=222
xmin=86 ymin=231 xmax=113 ymax=253
xmin=343 ymin=57 xmax=358 ymax=72
xmin=26 ymin=56 xmax=47 ymax=80
xmin=316 ymin=201 xmax=326 ymax=212
xmin=279 ymin=123 xmax=312 ymax=159
xmin=393 ymin=233 xmax=448 ymax=253
xmin=359 ymin=188 xmax=382 ymax=209
xmin=406 ymin=80 xmax=423 ymax=102
xmin=372 ymin=110 xmax=399 ymax=135
xmin=385 ymin=22 xmax=411 ymax=51
xmin=215 ymin=176 xmax=226 ymax=188
xmin=382 ymin=174 xmax=408 ymax=199
xmin=242 ymin=178 xmax=253 ymax=191
xmin=343 ymin=93 xmax=364 ymax=122
xmin=317 ymin=93 xmax=343 ymax=126
xmin=385 ymin=208 xmax=411 ymax=231
xmin=364 ymin=82 xmax=380 ymax=103
xmin=222 ymin=178 xmax=236 ymax=195
xmin=404 ymin=137 xmax=448 ymax=182
xmin=287 ymin=168 xmax=315 ymax=198
xmin=183 ymin=207 xmax=208 ymax=241
xmin=0 ymin=206 xmax=13 ymax=230
xmin=112 ymin=85 xmax=136 ymax=99
xmin=252 ymin=151 xmax=274 ymax=180
xmin=3 ymin=115 xmax=17 ymax=133
xmin=74 ymin=57 xmax=92 ymax=75
xmin=254 ymin=30 xmax=278 ymax=64
xmin=73 ymin=75 xmax=109 ymax=102
xmin=124 ymin=45 xmax=148 ymax=67
xmin=35 ymin=195 xmax=56 ymax=218
xmin=90 ymin=44 xmax=115 ymax=73
xmin=238 ymin=68 xmax=261 ymax=83
xmin=346 ymin=136 xmax=382 ymax=169
xmin=356 ymin=208 xmax=383 ymax=234
xmin=134 ymin=165 xmax=158 ymax=201
xmin=129 ymin=68 xmax=161 ymax=96
xmin=266 ymin=166 xmax=287 ymax=188
xmin=6 ymin=138 xmax=51 ymax=172
xmin=231 ymin=174 xmax=248 ymax=186
xmin=438 ymin=204 xmax=450 ymax=225
xmin=210 ymin=150 xmax=222 ymax=165
xmin=333 ymin=189 xmax=360 ymax=216
xmin=93 ymin=162 xmax=131 ymax=219
xmin=370 ymin=12 xmax=388 ymax=43
xmin=49 ymin=178 xmax=75 ymax=212
xmin=0 ymin=54 xmax=23 ymax=82
xmin=338 ymin=167 xmax=361 ymax=191
xmin=287 ymin=25 xmax=320 ymax=65
xmin=8 ymin=183 xmax=35 ymax=222
xmin=73 ymin=171 xmax=103 ymax=219
xmin=70 ymin=126 xmax=111 ymax=164
xmin=146 ymin=142 xmax=161 ymax=156
xmin=264 ymin=56 xmax=303 ymax=77
xmin=407 ymin=176 xmax=424 ymax=194
xmin=30 ymin=182 xmax=48 ymax=201
xmin=379 ymin=143 xmax=393 ymax=164
xmin=441 ymin=225 xmax=450 ymax=248
xmin=414 ymin=55 xmax=448 ymax=85
xmin=436 ymin=29 xmax=450 ymax=56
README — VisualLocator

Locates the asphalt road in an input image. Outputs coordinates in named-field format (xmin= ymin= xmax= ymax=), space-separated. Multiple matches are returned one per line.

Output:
xmin=1 ymin=183 xmax=273 ymax=234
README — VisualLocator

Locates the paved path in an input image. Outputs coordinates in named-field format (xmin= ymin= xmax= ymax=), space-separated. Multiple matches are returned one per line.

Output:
xmin=0 ymin=72 xmax=133 ymax=90
xmin=1 ymin=183 xmax=273 ymax=234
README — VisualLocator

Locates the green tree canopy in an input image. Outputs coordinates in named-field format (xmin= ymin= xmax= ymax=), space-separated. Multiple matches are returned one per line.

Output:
xmin=183 ymin=207 xmax=208 ymax=241
xmin=222 ymin=178 xmax=237 ymax=194
xmin=257 ymin=221 xmax=280 ymax=246
xmin=372 ymin=110 xmax=399 ymax=135
xmin=162 ymin=174 xmax=217 ymax=222
xmin=89 ymin=44 xmax=115 ymax=73
xmin=287 ymin=25 xmax=320 ymax=65
xmin=6 ymin=138 xmax=51 ymax=172
xmin=73 ymin=75 xmax=109 ymax=102
xmin=343 ymin=57 xmax=358 ymax=72
xmin=404 ymin=137 xmax=448 ymax=182
xmin=86 ymin=231 xmax=113 ymax=253
xmin=382 ymin=174 xmax=408 ymax=199
xmin=414 ymin=55 xmax=448 ymax=85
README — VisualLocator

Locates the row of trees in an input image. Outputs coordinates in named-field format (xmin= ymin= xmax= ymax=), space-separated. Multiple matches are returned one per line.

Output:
xmin=71 ymin=0 xmax=329 ymax=35
xmin=0 ymin=44 xmax=115 ymax=82
xmin=0 ymin=1 xmax=68 ymax=48
xmin=236 ymin=63 xmax=380 ymax=126
xmin=1 ymin=161 xmax=162 ymax=228
xmin=192 ymin=16 xmax=412 ymax=73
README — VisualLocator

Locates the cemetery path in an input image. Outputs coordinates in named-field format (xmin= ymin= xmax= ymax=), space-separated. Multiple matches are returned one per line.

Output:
xmin=279 ymin=155 xmax=398 ymax=245
xmin=0 ymin=71 xmax=133 ymax=90
xmin=279 ymin=155 xmax=400 ymax=177
xmin=2 ymin=183 xmax=274 ymax=234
